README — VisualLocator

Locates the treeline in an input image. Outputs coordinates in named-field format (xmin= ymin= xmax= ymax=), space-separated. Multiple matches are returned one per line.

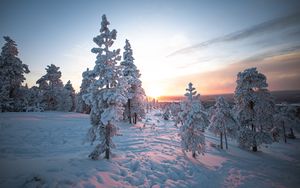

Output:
xmin=0 ymin=37 xmax=76 ymax=112
xmin=0 ymin=33 xmax=146 ymax=116
xmin=163 ymin=68 xmax=300 ymax=156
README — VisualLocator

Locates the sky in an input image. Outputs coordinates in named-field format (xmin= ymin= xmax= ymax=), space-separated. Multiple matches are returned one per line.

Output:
xmin=1 ymin=0 xmax=300 ymax=97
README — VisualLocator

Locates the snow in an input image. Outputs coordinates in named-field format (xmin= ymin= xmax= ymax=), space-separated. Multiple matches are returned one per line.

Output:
xmin=1 ymin=110 xmax=300 ymax=187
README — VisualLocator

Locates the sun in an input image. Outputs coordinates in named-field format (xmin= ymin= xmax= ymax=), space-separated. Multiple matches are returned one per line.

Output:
xmin=147 ymin=87 xmax=163 ymax=99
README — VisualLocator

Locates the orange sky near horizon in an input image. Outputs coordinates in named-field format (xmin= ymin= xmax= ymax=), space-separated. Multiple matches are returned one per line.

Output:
xmin=145 ymin=51 xmax=300 ymax=98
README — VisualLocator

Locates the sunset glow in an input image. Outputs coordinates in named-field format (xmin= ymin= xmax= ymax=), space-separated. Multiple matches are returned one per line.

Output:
xmin=1 ymin=0 xmax=299 ymax=96
xmin=147 ymin=86 xmax=164 ymax=99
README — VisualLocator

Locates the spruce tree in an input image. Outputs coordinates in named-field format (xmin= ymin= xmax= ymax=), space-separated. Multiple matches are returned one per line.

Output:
xmin=76 ymin=68 xmax=92 ymax=114
xmin=272 ymin=105 xmax=300 ymax=142
xmin=170 ymin=102 xmax=182 ymax=127
xmin=209 ymin=97 xmax=236 ymax=149
xmin=163 ymin=105 xmax=171 ymax=120
xmin=180 ymin=83 xmax=208 ymax=157
xmin=83 ymin=15 xmax=128 ymax=160
xmin=24 ymin=86 xmax=44 ymax=112
xmin=120 ymin=39 xmax=145 ymax=124
xmin=0 ymin=36 xmax=30 ymax=111
xmin=64 ymin=80 xmax=76 ymax=111
xmin=36 ymin=64 xmax=64 ymax=111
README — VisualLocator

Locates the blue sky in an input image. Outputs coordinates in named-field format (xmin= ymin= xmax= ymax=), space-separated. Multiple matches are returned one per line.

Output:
xmin=1 ymin=0 xmax=300 ymax=96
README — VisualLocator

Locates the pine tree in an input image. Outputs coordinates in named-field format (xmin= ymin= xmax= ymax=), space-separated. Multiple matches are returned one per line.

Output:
xmin=36 ymin=75 xmax=49 ymax=110
xmin=17 ymin=84 xmax=30 ymax=111
xmin=0 ymin=36 xmax=30 ymax=112
xmin=36 ymin=64 xmax=64 ymax=111
xmin=152 ymin=98 xmax=156 ymax=109
xmin=168 ymin=102 xmax=181 ymax=127
xmin=180 ymin=83 xmax=209 ymax=158
xmin=76 ymin=68 xmax=92 ymax=114
xmin=23 ymin=86 xmax=44 ymax=112
xmin=120 ymin=39 xmax=145 ymax=124
xmin=83 ymin=14 xmax=128 ymax=160
xmin=272 ymin=105 xmax=300 ymax=142
xmin=209 ymin=97 xmax=236 ymax=149
xmin=56 ymin=89 xmax=71 ymax=112
xmin=64 ymin=80 xmax=76 ymax=111
xmin=234 ymin=67 xmax=275 ymax=151
xmin=163 ymin=105 xmax=171 ymax=120
xmin=284 ymin=105 xmax=300 ymax=138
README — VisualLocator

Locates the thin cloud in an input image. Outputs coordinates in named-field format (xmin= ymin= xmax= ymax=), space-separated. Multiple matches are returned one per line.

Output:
xmin=241 ymin=44 xmax=300 ymax=63
xmin=166 ymin=49 xmax=300 ymax=95
xmin=168 ymin=12 xmax=300 ymax=57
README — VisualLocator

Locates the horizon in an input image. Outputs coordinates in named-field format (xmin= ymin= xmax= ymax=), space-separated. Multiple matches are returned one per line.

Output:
xmin=1 ymin=0 xmax=300 ymax=97
xmin=159 ymin=89 xmax=300 ymax=97
xmin=157 ymin=89 xmax=300 ymax=102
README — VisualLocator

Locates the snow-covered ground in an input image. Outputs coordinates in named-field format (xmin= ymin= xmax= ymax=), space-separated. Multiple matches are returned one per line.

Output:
xmin=0 ymin=110 xmax=300 ymax=188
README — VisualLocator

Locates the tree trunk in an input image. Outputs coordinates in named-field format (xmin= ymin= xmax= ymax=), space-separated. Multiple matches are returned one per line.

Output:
xmin=251 ymin=122 xmax=257 ymax=151
xmin=134 ymin=113 xmax=137 ymax=124
xmin=220 ymin=132 xmax=223 ymax=149
xmin=192 ymin=151 xmax=196 ymax=158
xmin=290 ymin=128 xmax=295 ymax=139
xmin=105 ymin=123 xmax=111 ymax=159
xmin=252 ymin=133 xmax=257 ymax=151
xmin=283 ymin=123 xmax=287 ymax=143
xmin=224 ymin=130 xmax=228 ymax=149
xmin=128 ymin=99 xmax=132 ymax=124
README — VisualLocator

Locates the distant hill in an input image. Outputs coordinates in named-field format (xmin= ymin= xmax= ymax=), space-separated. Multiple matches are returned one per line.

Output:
xmin=158 ymin=90 xmax=300 ymax=105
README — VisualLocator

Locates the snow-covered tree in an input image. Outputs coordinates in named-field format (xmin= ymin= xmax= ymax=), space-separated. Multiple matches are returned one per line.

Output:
xmin=152 ymin=98 xmax=157 ymax=109
xmin=36 ymin=76 xmax=49 ymax=109
xmin=76 ymin=68 xmax=92 ymax=114
xmin=64 ymin=80 xmax=76 ymax=111
xmin=0 ymin=36 xmax=30 ymax=112
xmin=12 ymin=84 xmax=30 ymax=111
xmin=284 ymin=105 xmax=300 ymax=138
xmin=272 ymin=105 xmax=300 ymax=142
xmin=180 ymin=83 xmax=209 ymax=157
xmin=57 ymin=89 xmax=71 ymax=112
xmin=36 ymin=64 xmax=65 ymax=111
xmin=55 ymin=80 xmax=75 ymax=112
xmin=209 ymin=97 xmax=236 ymax=149
xmin=120 ymin=39 xmax=145 ymax=124
xmin=40 ymin=64 xmax=64 ymax=89
xmin=233 ymin=67 xmax=275 ymax=151
xmin=163 ymin=105 xmax=171 ymax=120
xmin=23 ymin=86 xmax=44 ymax=112
xmin=145 ymin=97 xmax=150 ymax=113
xmin=83 ymin=14 xmax=128 ymax=160
xmin=169 ymin=102 xmax=182 ymax=126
